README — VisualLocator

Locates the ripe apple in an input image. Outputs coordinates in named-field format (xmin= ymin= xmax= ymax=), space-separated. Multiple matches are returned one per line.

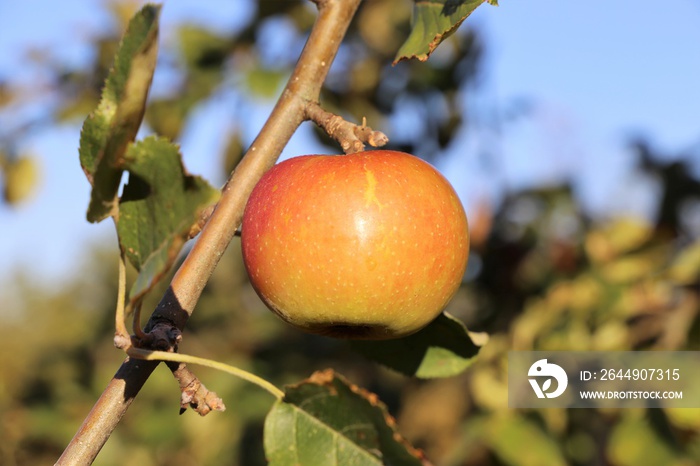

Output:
xmin=241 ymin=150 xmax=469 ymax=340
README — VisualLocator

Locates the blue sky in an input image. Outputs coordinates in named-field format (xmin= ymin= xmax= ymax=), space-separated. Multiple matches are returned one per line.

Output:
xmin=458 ymin=0 xmax=700 ymax=209
xmin=1 ymin=0 xmax=699 ymax=292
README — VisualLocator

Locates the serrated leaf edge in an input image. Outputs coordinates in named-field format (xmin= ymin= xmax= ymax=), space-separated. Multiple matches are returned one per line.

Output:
xmin=281 ymin=369 xmax=431 ymax=464
xmin=394 ymin=0 xmax=495 ymax=64
xmin=80 ymin=4 xmax=161 ymax=222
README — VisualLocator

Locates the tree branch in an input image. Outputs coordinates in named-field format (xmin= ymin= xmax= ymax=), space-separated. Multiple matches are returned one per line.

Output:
xmin=305 ymin=102 xmax=389 ymax=154
xmin=57 ymin=1 xmax=362 ymax=463
xmin=168 ymin=361 xmax=226 ymax=416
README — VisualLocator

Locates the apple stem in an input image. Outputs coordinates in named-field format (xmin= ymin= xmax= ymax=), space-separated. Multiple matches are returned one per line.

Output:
xmin=305 ymin=101 xmax=389 ymax=154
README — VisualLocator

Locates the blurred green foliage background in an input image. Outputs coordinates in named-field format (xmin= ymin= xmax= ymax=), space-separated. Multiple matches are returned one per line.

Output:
xmin=1 ymin=1 xmax=700 ymax=465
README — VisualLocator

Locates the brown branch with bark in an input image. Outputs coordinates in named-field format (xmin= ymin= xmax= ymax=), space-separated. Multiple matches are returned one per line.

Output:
xmin=305 ymin=102 xmax=389 ymax=154
xmin=56 ymin=0 xmax=362 ymax=464
xmin=168 ymin=361 xmax=226 ymax=416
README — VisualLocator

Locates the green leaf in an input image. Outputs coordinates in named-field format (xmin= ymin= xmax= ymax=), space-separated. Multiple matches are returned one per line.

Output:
xmin=394 ymin=0 xmax=496 ymax=64
xmin=117 ymin=136 xmax=220 ymax=301
xmin=79 ymin=4 xmax=161 ymax=222
xmin=350 ymin=312 xmax=480 ymax=378
xmin=264 ymin=370 xmax=428 ymax=466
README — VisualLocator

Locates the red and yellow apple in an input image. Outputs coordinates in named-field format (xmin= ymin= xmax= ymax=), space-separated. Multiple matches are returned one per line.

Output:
xmin=240 ymin=150 xmax=469 ymax=340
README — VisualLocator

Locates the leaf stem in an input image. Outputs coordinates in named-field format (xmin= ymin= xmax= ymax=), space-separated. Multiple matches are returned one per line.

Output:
xmin=131 ymin=300 xmax=148 ymax=342
xmin=113 ymin=253 xmax=131 ymax=349
xmin=127 ymin=348 xmax=284 ymax=399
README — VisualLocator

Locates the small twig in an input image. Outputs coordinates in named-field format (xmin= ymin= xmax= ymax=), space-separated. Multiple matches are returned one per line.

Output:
xmin=168 ymin=361 xmax=227 ymax=416
xmin=356 ymin=116 xmax=390 ymax=148
xmin=305 ymin=102 xmax=388 ymax=154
